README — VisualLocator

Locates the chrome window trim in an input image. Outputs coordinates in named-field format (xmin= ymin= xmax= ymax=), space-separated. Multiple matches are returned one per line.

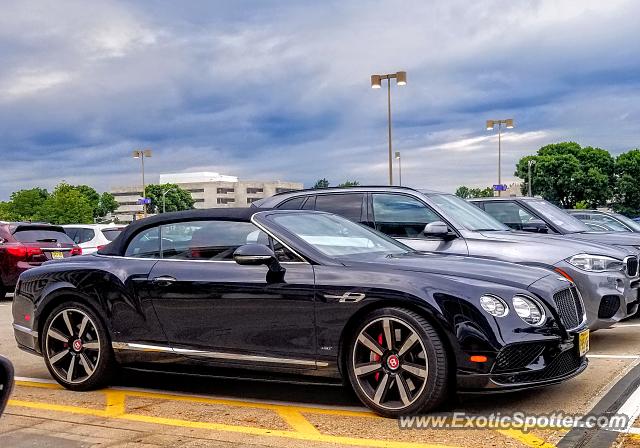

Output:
xmin=94 ymin=254 xmax=307 ymax=265
xmin=13 ymin=323 xmax=38 ymax=337
xmin=112 ymin=342 xmax=327 ymax=367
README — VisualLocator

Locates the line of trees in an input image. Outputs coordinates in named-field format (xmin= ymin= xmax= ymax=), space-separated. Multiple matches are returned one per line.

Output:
xmin=515 ymin=142 xmax=640 ymax=215
xmin=313 ymin=178 xmax=360 ymax=188
xmin=455 ymin=142 xmax=640 ymax=217
xmin=0 ymin=183 xmax=119 ymax=224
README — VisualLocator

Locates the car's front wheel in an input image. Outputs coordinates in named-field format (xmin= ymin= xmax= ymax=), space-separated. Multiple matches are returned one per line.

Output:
xmin=346 ymin=307 xmax=449 ymax=417
xmin=42 ymin=301 xmax=114 ymax=390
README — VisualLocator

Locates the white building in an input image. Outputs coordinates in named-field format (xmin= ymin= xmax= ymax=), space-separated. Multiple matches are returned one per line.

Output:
xmin=111 ymin=172 xmax=303 ymax=222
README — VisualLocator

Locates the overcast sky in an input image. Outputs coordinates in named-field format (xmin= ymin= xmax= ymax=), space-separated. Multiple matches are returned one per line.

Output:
xmin=1 ymin=0 xmax=639 ymax=199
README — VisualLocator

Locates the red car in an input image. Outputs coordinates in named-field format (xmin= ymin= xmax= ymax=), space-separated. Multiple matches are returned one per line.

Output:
xmin=0 ymin=223 xmax=81 ymax=298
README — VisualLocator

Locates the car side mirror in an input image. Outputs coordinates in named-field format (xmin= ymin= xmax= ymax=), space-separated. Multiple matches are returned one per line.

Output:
xmin=0 ymin=356 xmax=14 ymax=417
xmin=233 ymin=244 xmax=284 ymax=270
xmin=423 ymin=221 xmax=450 ymax=237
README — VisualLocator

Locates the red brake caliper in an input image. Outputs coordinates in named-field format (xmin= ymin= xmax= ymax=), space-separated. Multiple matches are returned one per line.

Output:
xmin=374 ymin=333 xmax=383 ymax=381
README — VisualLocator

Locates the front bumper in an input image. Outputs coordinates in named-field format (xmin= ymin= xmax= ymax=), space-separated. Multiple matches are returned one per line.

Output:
xmin=557 ymin=261 xmax=640 ymax=329
xmin=457 ymin=329 xmax=588 ymax=392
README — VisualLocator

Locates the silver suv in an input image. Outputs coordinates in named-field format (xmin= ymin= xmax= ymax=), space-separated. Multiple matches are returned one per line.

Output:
xmin=255 ymin=186 xmax=640 ymax=329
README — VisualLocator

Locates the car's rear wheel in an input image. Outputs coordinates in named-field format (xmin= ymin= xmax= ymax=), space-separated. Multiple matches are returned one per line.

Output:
xmin=42 ymin=302 xmax=114 ymax=390
xmin=0 ymin=284 xmax=7 ymax=299
xmin=346 ymin=307 xmax=449 ymax=417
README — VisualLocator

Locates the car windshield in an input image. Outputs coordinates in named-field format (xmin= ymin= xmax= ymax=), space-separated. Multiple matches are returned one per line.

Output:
xmin=613 ymin=214 xmax=640 ymax=232
xmin=526 ymin=200 xmax=590 ymax=233
xmin=427 ymin=193 xmax=509 ymax=231
xmin=270 ymin=212 xmax=410 ymax=257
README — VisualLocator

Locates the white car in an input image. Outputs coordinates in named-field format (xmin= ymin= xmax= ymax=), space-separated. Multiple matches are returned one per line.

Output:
xmin=62 ymin=224 xmax=126 ymax=254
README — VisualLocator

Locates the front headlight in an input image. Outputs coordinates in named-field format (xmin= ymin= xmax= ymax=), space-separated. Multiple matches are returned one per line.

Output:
xmin=512 ymin=295 xmax=546 ymax=326
xmin=479 ymin=295 xmax=509 ymax=317
xmin=567 ymin=254 xmax=624 ymax=272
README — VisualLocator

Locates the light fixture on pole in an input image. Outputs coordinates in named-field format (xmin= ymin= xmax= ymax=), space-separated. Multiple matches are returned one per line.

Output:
xmin=528 ymin=159 xmax=536 ymax=197
xmin=132 ymin=149 xmax=152 ymax=218
xmin=395 ymin=151 xmax=402 ymax=186
xmin=485 ymin=119 xmax=514 ymax=196
xmin=371 ymin=71 xmax=407 ymax=185
xmin=161 ymin=187 xmax=175 ymax=214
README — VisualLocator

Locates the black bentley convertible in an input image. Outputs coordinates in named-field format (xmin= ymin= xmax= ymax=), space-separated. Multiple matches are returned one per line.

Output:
xmin=12 ymin=209 xmax=589 ymax=417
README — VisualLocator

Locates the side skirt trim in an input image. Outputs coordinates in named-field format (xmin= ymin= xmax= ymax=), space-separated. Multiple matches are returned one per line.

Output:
xmin=112 ymin=342 xmax=328 ymax=367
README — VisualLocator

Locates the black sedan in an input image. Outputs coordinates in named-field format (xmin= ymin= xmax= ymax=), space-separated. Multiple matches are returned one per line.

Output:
xmin=12 ymin=208 xmax=589 ymax=417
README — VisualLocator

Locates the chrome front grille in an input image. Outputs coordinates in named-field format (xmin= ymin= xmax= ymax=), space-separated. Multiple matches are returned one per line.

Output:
xmin=552 ymin=287 xmax=585 ymax=330
xmin=625 ymin=256 xmax=640 ymax=277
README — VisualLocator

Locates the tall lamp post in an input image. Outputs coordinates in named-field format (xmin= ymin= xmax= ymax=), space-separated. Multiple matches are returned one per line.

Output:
xmin=161 ymin=187 xmax=175 ymax=214
xmin=132 ymin=149 xmax=152 ymax=217
xmin=395 ymin=151 xmax=402 ymax=186
xmin=371 ymin=71 xmax=406 ymax=185
xmin=485 ymin=119 xmax=514 ymax=196
xmin=528 ymin=159 xmax=536 ymax=197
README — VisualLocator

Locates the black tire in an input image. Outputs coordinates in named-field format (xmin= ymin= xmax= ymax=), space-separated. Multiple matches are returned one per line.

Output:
xmin=41 ymin=301 xmax=115 ymax=391
xmin=0 ymin=284 xmax=7 ymax=300
xmin=346 ymin=307 xmax=449 ymax=417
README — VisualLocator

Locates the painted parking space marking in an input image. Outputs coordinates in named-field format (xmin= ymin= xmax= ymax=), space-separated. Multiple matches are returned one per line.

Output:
xmin=7 ymin=377 xmax=558 ymax=448
xmin=588 ymin=354 xmax=640 ymax=359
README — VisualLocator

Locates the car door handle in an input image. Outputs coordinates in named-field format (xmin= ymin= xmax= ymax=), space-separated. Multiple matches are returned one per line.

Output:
xmin=151 ymin=276 xmax=176 ymax=286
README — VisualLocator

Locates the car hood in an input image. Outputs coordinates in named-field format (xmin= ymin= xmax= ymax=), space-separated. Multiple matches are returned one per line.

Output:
xmin=561 ymin=231 xmax=640 ymax=250
xmin=465 ymin=230 xmax=633 ymax=264
xmin=342 ymin=252 xmax=557 ymax=289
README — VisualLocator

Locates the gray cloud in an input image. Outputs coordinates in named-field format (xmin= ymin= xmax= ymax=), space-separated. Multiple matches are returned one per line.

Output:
xmin=0 ymin=0 xmax=639 ymax=199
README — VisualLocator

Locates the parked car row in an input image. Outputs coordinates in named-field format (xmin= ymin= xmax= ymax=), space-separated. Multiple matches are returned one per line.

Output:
xmin=257 ymin=187 xmax=640 ymax=329
xmin=7 ymin=187 xmax=639 ymax=417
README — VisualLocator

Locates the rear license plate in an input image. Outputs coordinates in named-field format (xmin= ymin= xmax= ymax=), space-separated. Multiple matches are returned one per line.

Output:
xmin=578 ymin=329 xmax=590 ymax=357
xmin=51 ymin=251 xmax=64 ymax=259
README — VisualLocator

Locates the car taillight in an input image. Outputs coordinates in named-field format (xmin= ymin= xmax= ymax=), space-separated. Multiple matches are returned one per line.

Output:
xmin=71 ymin=246 xmax=82 ymax=256
xmin=96 ymin=245 xmax=105 ymax=251
xmin=5 ymin=245 xmax=43 ymax=259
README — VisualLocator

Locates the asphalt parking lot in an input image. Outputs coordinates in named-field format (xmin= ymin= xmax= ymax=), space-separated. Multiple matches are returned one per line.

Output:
xmin=2 ymin=295 xmax=640 ymax=448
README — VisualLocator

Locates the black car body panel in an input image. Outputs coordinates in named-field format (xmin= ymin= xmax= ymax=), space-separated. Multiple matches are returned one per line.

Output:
xmin=13 ymin=208 xmax=588 ymax=394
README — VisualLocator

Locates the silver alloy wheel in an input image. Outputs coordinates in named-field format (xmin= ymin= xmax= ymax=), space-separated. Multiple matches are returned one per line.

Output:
xmin=45 ymin=308 xmax=101 ymax=384
xmin=352 ymin=317 xmax=428 ymax=410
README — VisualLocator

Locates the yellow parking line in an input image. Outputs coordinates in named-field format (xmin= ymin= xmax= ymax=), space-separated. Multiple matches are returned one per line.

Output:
xmin=105 ymin=391 xmax=126 ymax=416
xmin=10 ymin=379 xmax=559 ymax=448
xmin=497 ymin=429 xmax=558 ymax=448
xmin=276 ymin=408 xmax=321 ymax=434
xmin=8 ymin=399 xmax=108 ymax=418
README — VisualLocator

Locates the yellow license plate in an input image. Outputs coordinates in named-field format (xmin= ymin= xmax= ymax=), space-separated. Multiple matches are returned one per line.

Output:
xmin=578 ymin=329 xmax=590 ymax=357
xmin=51 ymin=251 xmax=64 ymax=259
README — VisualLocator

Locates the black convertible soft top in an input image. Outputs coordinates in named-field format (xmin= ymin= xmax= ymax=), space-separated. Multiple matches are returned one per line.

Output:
xmin=98 ymin=208 xmax=262 ymax=256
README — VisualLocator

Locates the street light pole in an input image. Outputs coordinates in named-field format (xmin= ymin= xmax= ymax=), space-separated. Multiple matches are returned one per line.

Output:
xmin=371 ymin=71 xmax=406 ymax=186
xmin=132 ymin=149 xmax=152 ymax=218
xmin=395 ymin=151 xmax=402 ymax=186
xmin=528 ymin=159 xmax=536 ymax=197
xmin=486 ymin=119 xmax=514 ymax=197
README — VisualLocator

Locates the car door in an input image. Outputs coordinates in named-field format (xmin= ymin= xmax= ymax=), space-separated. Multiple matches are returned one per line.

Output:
xmin=146 ymin=219 xmax=317 ymax=366
xmin=369 ymin=193 xmax=469 ymax=254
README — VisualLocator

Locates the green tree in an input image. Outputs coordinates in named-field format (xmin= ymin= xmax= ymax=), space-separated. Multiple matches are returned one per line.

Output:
xmin=144 ymin=184 xmax=195 ymax=214
xmin=0 ymin=201 xmax=16 ymax=221
xmin=337 ymin=180 xmax=360 ymax=187
xmin=455 ymin=186 xmax=471 ymax=199
xmin=96 ymin=192 xmax=119 ymax=218
xmin=74 ymin=185 xmax=101 ymax=217
xmin=313 ymin=178 xmax=330 ymax=189
xmin=515 ymin=142 xmax=615 ymax=208
xmin=38 ymin=183 xmax=94 ymax=224
xmin=455 ymin=185 xmax=493 ymax=198
xmin=9 ymin=187 xmax=49 ymax=221
xmin=613 ymin=149 xmax=640 ymax=217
